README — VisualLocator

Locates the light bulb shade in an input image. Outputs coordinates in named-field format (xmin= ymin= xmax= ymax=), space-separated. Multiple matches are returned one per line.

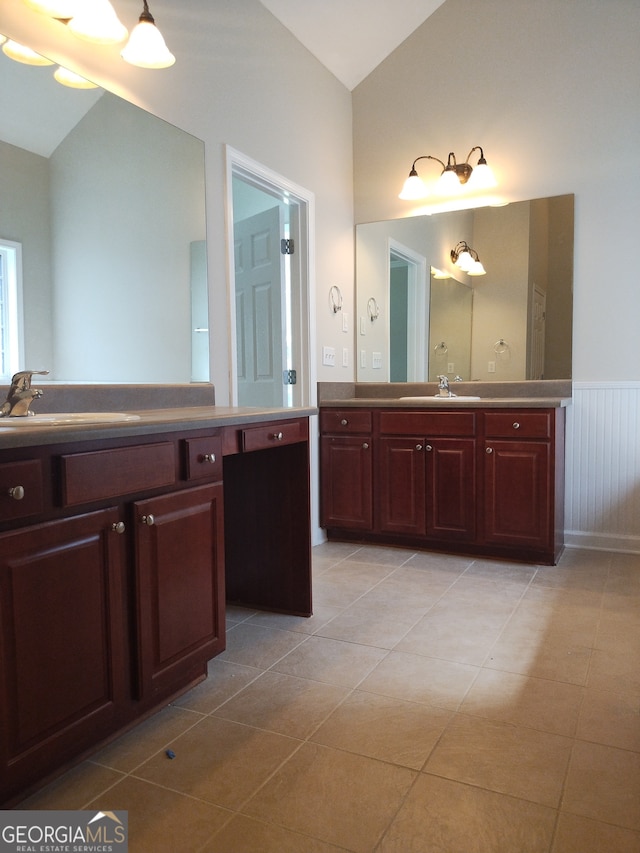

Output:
xmin=23 ymin=0 xmax=80 ymax=17
xmin=467 ymin=162 xmax=497 ymax=190
xmin=435 ymin=168 xmax=462 ymax=194
xmin=2 ymin=39 xmax=55 ymax=65
xmin=54 ymin=65 xmax=99 ymax=88
xmin=467 ymin=260 xmax=486 ymax=275
xmin=67 ymin=0 xmax=128 ymax=44
xmin=0 ymin=35 xmax=6 ymax=45
xmin=455 ymin=250 xmax=473 ymax=271
xmin=399 ymin=171 xmax=428 ymax=200
xmin=121 ymin=19 xmax=175 ymax=68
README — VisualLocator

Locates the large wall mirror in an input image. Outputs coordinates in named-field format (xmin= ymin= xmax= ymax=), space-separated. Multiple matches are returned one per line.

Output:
xmin=0 ymin=49 xmax=208 ymax=384
xmin=356 ymin=195 xmax=573 ymax=383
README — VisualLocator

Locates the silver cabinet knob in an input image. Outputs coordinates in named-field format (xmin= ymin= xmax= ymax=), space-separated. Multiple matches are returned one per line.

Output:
xmin=111 ymin=521 xmax=126 ymax=534
xmin=141 ymin=514 xmax=155 ymax=526
xmin=425 ymin=444 xmax=433 ymax=452
xmin=272 ymin=431 xmax=284 ymax=441
xmin=362 ymin=442 xmax=369 ymax=450
xmin=512 ymin=422 xmax=520 ymax=429
xmin=340 ymin=418 xmax=348 ymax=426
xmin=8 ymin=485 xmax=25 ymax=501
xmin=202 ymin=453 xmax=216 ymax=463
xmin=486 ymin=447 xmax=493 ymax=454
xmin=415 ymin=444 xmax=423 ymax=451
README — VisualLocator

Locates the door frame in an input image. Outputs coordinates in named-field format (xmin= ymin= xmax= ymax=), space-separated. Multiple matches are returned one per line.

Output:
xmin=225 ymin=146 xmax=316 ymax=407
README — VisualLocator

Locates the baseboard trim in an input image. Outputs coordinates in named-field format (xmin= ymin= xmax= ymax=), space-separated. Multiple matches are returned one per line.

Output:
xmin=564 ymin=530 xmax=640 ymax=555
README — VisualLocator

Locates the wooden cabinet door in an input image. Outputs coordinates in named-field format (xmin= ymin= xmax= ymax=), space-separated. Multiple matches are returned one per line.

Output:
xmin=426 ymin=438 xmax=476 ymax=541
xmin=483 ymin=440 xmax=551 ymax=550
xmin=134 ymin=483 xmax=225 ymax=701
xmin=0 ymin=509 xmax=127 ymax=802
xmin=321 ymin=435 xmax=372 ymax=530
xmin=376 ymin=437 xmax=426 ymax=535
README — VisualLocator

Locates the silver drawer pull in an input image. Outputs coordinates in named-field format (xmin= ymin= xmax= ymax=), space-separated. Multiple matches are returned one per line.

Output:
xmin=362 ymin=442 xmax=369 ymax=450
xmin=111 ymin=521 xmax=126 ymax=534
xmin=512 ymin=422 xmax=520 ymax=429
xmin=340 ymin=418 xmax=348 ymax=426
xmin=202 ymin=453 xmax=217 ymax=463
xmin=486 ymin=447 xmax=493 ymax=454
xmin=141 ymin=514 xmax=155 ymax=526
xmin=8 ymin=485 xmax=25 ymax=501
xmin=272 ymin=432 xmax=284 ymax=441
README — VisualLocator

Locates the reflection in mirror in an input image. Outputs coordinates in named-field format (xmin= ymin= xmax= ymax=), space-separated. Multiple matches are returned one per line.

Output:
xmin=0 ymin=50 xmax=208 ymax=383
xmin=356 ymin=195 xmax=573 ymax=382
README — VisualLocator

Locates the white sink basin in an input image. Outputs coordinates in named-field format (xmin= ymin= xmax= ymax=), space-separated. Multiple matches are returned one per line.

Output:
xmin=399 ymin=395 xmax=481 ymax=402
xmin=0 ymin=412 xmax=141 ymax=426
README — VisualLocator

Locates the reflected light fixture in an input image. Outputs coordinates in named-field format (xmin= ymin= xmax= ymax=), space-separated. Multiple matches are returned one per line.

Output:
xmin=399 ymin=146 xmax=497 ymax=200
xmin=2 ymin=38 xmax=55 ymax=64
xmin=54 ymin=65 xmax=99 ymax=88
xmin=23 ymin=0 xmax=79 ymax=16
xmin=451 ymin=241 xmax=486 ymax=276
xmin=430 ymin=266 xmax=451 ymax=280
xmin=121 ymin=1 xmax=175 ymax=69
xmin=67 ymin=0 xmax=128 ymax=44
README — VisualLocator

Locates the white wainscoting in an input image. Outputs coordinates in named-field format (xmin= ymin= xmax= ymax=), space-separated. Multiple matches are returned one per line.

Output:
xmin=565 ymin=381 xmax=640 ymax=553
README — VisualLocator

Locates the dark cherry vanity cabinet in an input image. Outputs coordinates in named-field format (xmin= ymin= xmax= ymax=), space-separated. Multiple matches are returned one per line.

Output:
xmin=0 ymin=414 xmax=311 ymax=805
xmin=320 ymin=405 xmax=565 ymax=565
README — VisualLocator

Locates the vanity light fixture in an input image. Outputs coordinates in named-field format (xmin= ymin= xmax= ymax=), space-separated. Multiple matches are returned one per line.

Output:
xmin=67 ymin=0 xmax=128 ymax=44
xmin=451 ymin=241 xmax=486 ymax=276
xmin=430 ymin=266 xmax=451 ymax=279
xmin=121 ymin=1 xmax=175 ymax=68
xmin=2 ymin=38 xmax=55 ymax=64
xmin=399 ymin=147 xmax=497 ymax=200
xmin=329 ymin=285 xmax=343 ymax=314
xmin=23 ymin=0 xmax=79 ymax=17
xmin=54 ymin=65 xmax=99 ymax=88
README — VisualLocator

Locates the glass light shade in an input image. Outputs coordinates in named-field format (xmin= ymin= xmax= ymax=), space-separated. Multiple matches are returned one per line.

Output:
xmin=2 ymin=39 xmax=55 ymax=65
xmin=0 ymin=35 xmax=6 ymax=45
xmin=399 ymin=172 xmax=428 ymax=200
xmin=435 ymin=168 xmax=462 ymax=194
xmin=23 ymin=0 xmax=80 ymax=17
xmin=467 ymin=260 xmax=486 ymax=275
xmin=467 ymin=161 xmax=497 ymax=190
xmin=67 ymin=0 xmax=128 ymax=44
xmin=431 ymin=267 xmax=451 ymax=279
xmin=54 ymin=65 xmax=99 ymax=88
xmin=455 ymin=250 xmax=473 ymax=271
xmin=121 ymin=19 xmax=175 ymax=68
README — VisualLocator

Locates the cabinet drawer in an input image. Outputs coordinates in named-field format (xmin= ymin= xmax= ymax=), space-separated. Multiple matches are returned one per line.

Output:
xmin=484 ymin=411 xmax=552 ymax=439
xmin=242 ymin=419 xmax=306 ymax=452
xmin=0 ymin=460 xmax=43 ymax=521
xmin=60 ymin=443 xmax=176 ymax=506
xmin=184 ymin=436 xmax=223 ymax=482
xmin=320 ymin=409 xmax=372 ymax=434
xmin=378 ymin=411 xmax=476 ymax=437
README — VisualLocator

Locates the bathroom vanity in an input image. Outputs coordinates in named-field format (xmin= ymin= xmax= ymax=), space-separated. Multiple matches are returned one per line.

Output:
xmin=0 ymin=390 xmax=313 ymax=805
xmin=320 ymin=381 xmax=570 ymax=566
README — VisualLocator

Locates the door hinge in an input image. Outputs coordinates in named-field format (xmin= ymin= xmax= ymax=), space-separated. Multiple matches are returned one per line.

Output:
xmin=281 ymin=238 xmax=294 ymax=255
xmin=283 ymin=369 xmax=297 ymax=385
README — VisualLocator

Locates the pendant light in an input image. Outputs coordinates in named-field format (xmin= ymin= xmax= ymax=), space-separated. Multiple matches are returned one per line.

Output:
xmin=67 ymin=0 xmax=128 ymax=44
xmin=2 ymin=39 xmax=55 ymax=64
xmin=22 ymin=0 xmax=80 ymax=17
xmin=121 ymin=1 xmax=175 ymax=69
xmin=54 ymin=65 xmax=100 ymax=88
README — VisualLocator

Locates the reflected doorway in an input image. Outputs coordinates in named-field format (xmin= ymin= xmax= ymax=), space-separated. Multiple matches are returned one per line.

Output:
xmin=388 ymin=241 xmax=428 ymax=382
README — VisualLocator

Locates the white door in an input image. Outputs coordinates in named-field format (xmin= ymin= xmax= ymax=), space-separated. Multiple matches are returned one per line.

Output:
xmin=234 ymin=206 xmax=286 ymax=407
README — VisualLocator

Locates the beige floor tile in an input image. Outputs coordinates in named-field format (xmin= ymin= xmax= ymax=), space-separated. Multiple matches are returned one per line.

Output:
xmin=219 ymin=622 xmax=306 ymax=669
xmin=587 ymin=648 xmax=640 ymax=694
xmin=358 ymin=565 xmax=456 ymax=606
xmin=577 ymin=687 xmax=640 ymax=751
xmin=359 ymin=650 xmax=479 ymax=709
xmin=311 ymin=689 xmax=451 ymax=769
xmin=17 ymin=762 xmax=124 ymax=810
xmin=314 ymin=598 xmax=425 ymax=648
xmin=212 ymin=670 xmax=349 ymax=738
xmin=245 ymin=603 xmax=344 ymax=635
xmin=461 ymin=668 xmax=583 ymax=736
xmin=271 ymin=634 xmax=388 ymax=687
xmin=563 ymin=740 xmax=640 ymax=831
xmin=86 ymin=775 xmax=229 ymax=853
xmin=311 ymin=561 xmax=398 ymax=609
xmin=242 ymin=741 xmax=416 ymax=853
xmin=378 ymin=773 xmax=556 ymax=853
xmin=134 ymin=716 xmax=300 ymax=810
xmin=340 ymin=544 xmax=414 ymax=567
xmin=553 ymin=812 xmax=640 ymax=853
xmin=425 ymin=713 xmax=572 ymax=807
xmin=225 ymin=604 xmax=256 ymax=624
xmin=487 ymin=623 xmax=593 ymax=685
xmin=172 ymin=659 xmax=262 ymax=714
xmin=91 ymin=705 xmax=204 ymax=772
xmin=402 ymin=550 xmax=474 ymax=575
xmin=203 ymin=814 xmax=346 ymax=853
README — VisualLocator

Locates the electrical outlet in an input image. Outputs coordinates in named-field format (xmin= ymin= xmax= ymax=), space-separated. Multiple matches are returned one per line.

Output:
xmin=342 ymin=347 xmax=349 ymax=367
xmin=322 ymin=346 xmax=336 ymax=366
xmin=447 ymin=362 xmax=455 ymax=373
xmin=488 ymin=361 xmax=496 ymax=373
xmin=342 ymin=312 xmax=349 ymax=333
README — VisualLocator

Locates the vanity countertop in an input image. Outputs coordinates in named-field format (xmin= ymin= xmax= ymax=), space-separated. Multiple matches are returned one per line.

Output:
xmin=0 ymin=405 xmax=317 ymax=450
xmin=319 ymin=397 xmax=570 ymax=409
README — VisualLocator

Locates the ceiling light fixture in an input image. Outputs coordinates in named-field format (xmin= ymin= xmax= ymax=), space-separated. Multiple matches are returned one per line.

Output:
xmin=67 ymin=0 xmax=128 ymax=44
xmin=121 ymin=1 xmax=175 ymax=69
xmin=399 ymin=146 xmax=497 ymax=200
xmin=451 ymin=241 xmax=486 ymax=276
xmin=2 ymin=38 xmax=55 ymax=64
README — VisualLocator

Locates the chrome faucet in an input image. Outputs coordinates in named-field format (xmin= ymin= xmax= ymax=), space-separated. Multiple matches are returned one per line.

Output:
xmin=1 ymin=370 xmax=49 ymax=417
xmin=437 ymin=374 xmax=451 ymax=397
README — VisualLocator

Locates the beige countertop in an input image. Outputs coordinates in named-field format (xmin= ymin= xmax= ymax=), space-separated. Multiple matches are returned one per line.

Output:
xmin=0 ymin=405 xmax=317 ymax=450
xmin=319 ymin=397 xmax=570 ymax=409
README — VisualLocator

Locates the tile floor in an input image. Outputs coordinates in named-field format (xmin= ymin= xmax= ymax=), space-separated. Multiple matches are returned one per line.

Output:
xmin=18 ymin=543 xmax=640 ymax=852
